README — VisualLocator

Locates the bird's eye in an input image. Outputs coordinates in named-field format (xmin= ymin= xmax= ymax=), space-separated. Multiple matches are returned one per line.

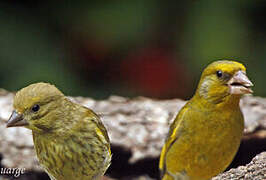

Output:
xmin=31 ymin=104 xmax=40 ymax=112
xmin=216 ymin=70 xmax=223 ymax=78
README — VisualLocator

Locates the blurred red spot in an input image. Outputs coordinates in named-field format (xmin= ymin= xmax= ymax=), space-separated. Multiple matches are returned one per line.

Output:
xmin=121 ymin=48 xmax=188 ymax=98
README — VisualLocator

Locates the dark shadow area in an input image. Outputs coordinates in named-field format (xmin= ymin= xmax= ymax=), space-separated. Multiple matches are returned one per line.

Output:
xmin=106 ymin=144 xmax=160 ymax=180
xmin=105 ymin=144 xmax=133 ymax=178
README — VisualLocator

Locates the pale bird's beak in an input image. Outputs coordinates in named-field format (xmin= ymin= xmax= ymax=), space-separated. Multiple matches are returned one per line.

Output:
xmin=6 ymin=111 xmax=28 ymax=127
xmin=227 ymin=71 xmax=253 ymax=95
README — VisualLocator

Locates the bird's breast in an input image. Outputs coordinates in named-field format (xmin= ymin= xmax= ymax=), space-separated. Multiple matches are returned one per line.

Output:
xmin=166 ymin=107 xmax=244 ymax=179
xmin=33 ymin=132 xmax=111 ymax=180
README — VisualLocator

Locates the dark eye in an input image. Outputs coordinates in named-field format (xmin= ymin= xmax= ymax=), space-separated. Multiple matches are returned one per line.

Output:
xmin=216 ymin=70 xmax=223 ymax=78
xmin=31 ymin=104 xmax=40 ymax=112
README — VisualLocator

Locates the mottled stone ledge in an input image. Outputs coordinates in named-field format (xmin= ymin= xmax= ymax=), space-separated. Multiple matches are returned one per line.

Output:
xmin=213 ymin=152 xmax=266 ymax=180
xmin=0 ymin=88 xmax=265 ymax=179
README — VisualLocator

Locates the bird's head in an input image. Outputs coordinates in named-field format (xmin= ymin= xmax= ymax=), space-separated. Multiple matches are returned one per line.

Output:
xmin=6 ymin=82 xmax=65 ymax=133
xmin=195 ymin=60 xmax=253 ymax=104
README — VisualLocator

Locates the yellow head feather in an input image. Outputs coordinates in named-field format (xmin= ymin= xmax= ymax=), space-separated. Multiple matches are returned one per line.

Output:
xmin=195 ymin=60 xmax=248 ymax=105
xmin=14 ymin=82 xmax=64 ymax=113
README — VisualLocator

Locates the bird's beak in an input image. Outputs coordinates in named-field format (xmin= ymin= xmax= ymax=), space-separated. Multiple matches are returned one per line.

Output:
xmin=227 ymin=70 xmax=253 ymax=95
xmin=6 ymin=111 xmax=28 ymax=127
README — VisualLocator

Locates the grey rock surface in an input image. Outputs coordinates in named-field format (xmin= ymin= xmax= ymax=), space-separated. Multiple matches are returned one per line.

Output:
xmin=0 ymin=88 xmax=265 ymax=179
xmin=212 ymin=152 xmax=266 ymax=180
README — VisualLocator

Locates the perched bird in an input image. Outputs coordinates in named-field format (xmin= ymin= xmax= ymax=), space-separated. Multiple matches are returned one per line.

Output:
xmin=159 ymin=60 xmax=253 ymax=180
xmin=6 ymin=83 xmax=111 ymax=180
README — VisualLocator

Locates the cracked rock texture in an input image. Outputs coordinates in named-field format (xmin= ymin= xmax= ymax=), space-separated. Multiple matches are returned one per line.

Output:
xmin=213 ymin=152 xmax=266 ymax=180
xmin=0 ymin=88 xmax=265 ymax=179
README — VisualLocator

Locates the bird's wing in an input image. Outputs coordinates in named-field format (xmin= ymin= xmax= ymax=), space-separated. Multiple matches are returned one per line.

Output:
xmin=89 ymin=110 xmax=112 ymax=175
xmin=94 ymin=115 xmax=110 ymax=143
xmin=87 ymin=109 xmax=110 ymax=143
xmin=159 ymin=102 xmax=191 ymax=178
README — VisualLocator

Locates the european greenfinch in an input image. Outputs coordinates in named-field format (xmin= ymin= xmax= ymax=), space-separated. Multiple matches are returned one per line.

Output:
xmin=6 ymin=82 xmax=111 ymax=180
xmin=159 ymin=60 xmax=253 ymax=180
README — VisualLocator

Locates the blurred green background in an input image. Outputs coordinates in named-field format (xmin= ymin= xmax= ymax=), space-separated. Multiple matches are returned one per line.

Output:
xmin=0 ymin=0 xmax=265 ymax=99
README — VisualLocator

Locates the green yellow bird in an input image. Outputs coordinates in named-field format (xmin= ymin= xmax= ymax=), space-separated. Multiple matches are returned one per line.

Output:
xmin=6 ymin=83 xmax=111 ymax=180
xmin=159 ymin=60 xmax=253 ymax=180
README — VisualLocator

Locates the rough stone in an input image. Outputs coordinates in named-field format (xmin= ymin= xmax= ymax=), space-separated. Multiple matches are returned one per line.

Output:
xmin=0 ymin=88 xmax=265 ymax=179
xmin=212 ymin=152 xmax=266 ymax=180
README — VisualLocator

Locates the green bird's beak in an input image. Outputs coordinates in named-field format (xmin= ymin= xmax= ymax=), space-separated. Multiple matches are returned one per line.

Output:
xmin=6 ymin=111 xmax=28 ymax=127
